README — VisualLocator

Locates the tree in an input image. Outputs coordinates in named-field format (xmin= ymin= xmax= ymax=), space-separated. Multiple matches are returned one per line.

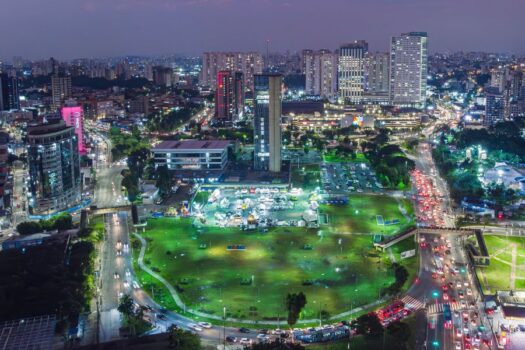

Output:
xmin=121 ymin=170 xmax=140 ymax=202
xmin=53 ymin=213 xmax=73 ymax=231
xmin=16 ymin=221 xmax=42 ymax=235
xmin=127 ymin=146 xmax=150 ymax=179
xmin=286 ymin=292 xmax=307 ymax=327
xmin=168 ymin=325 xmax=202 ymax=349
xmin=353 ymin=313 xmax=383 ymax=338
xmin=387 ymin=321 xmax=411 ymax=343
xmin=155 ymin=165 xmax=172 ymax=196
xmin=117 ymin=294 xmax=135 ymax=318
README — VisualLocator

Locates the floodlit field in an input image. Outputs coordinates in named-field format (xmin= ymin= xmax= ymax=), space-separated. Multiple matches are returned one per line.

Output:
xmin=476 ymin=235 xmax=525 ymax=293
xmin=134 ymin=214 xmax=417 ymax=321
xmin=320 ymin=194 xmax=415 ymax=236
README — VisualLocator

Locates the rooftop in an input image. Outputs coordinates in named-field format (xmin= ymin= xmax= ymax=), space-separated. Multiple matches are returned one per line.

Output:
xmin=153 ymin=139 xmax=230 ymax=151
xmin=0 ymin=315 xmax=56 ymax=350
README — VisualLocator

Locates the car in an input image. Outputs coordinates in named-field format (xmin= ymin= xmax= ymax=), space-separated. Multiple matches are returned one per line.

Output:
xmin=189 ymin=323 xmax=203 ymax=332
xmin=198 ymin=322 xmax=212 ymax=329
xmin=240 ymin=338 xmax=251 ymax=345
xmin=257 ymin=334 xmax=268 ymax=339
xmin=157 ymin=314 xmax=167 ymax=321
xmin=455 ymin=342 xmax=462 ymax=350
xmin=443 ymin=293 xmax=449 ymax=301
xmin=123 ymin=280 xmax=129 ymax=289
xmin=226 ymin=336 xmax=237 ymax=343
xmin=519 ymin=324 xmax=525 ymax=332
xmin=456 ymin=328 xmax=462 ymax=337
xmin=132 ymin=280 xmax=140 ymax=289
xmin=113 ymin=272 xmax=120 ymax=279
xmin=125 ymin=269 xmax=131 ymax=277
xmin=467 ymin=288 xmax=472 ymax=296
xmin=117 ymin=249 xmax=122 ymax=256
xmin=239 ymin=327 xmax=251 ymax=333
xmin=461 ymin=300 xmax=467 ymax=309
xmin=459 ymin=291 xmax=464 ymax=299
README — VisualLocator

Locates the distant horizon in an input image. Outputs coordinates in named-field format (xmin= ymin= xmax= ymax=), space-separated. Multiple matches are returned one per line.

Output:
xmin=0 ymin=0 xmax=523 ymax=60
xmin=1 ymin=48 xmax=523 ymax=64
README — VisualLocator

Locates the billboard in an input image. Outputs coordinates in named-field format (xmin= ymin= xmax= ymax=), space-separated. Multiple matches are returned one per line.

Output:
xmin=61 ymin=106 xmax=86 ymax=154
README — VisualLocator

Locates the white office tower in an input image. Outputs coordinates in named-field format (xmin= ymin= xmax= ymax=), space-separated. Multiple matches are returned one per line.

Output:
xmin=338 ymin=41 xmax=368 ymax=104
xmin=389 ymin=32 xmax=428 ymax=108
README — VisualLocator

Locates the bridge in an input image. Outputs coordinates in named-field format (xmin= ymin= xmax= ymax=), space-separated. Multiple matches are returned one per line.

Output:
xmin=373 ymin=226 xmax=479 ymax=251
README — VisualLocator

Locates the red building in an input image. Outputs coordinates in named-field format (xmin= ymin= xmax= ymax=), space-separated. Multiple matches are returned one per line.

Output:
xmin=215 ymin=70 xmax=244 ymax=124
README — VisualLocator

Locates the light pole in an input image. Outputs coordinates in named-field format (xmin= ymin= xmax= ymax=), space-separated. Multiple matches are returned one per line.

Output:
xmin=223 ymin=306 xmax=226 ymax=348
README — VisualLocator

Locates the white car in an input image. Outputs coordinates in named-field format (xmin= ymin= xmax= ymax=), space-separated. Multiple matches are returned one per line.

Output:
xmin=455 ymin=342 xmax=461 ymax=350
xmin=123 ymin=243 xmax=129 ymax=253
xmin=113 ymin=272 xmax=120 ymax=279
xmin=189 ymin=324 xmax=203 ymax=332
xmin=240 ymin=338 xmax=251 ymax=345
xmin=467 ymin=288 xmax=472 ymax=296
xmin=125 ymin=269 xmax=131 ymax=277
xmin=132 ymin=280 xmax=140 ymax=289
xmin=198 ymin=322 xmax=212 ymax=329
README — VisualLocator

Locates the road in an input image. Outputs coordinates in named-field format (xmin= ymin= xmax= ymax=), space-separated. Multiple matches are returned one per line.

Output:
xmin=94 ymin=165 xmax=128 ymax=209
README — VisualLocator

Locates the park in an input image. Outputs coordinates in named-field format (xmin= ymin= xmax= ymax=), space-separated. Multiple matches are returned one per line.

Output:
xmin=131 ymin=190 xmax=417 ymax=324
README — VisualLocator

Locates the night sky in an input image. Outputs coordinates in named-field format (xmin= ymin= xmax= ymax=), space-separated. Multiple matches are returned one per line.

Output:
xmin=1 ymin=0 xmax=523 ymax=59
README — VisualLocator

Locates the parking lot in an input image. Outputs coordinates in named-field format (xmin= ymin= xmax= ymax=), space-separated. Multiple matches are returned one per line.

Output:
xmin=193 ymin=186 xmax=319 ymax=229
xmin=321 ymin=162 xmax=383 ymax=194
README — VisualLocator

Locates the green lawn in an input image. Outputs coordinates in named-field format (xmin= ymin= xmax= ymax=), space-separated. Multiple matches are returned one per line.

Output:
xmin=475 ymin=235 xmax=525 ymax=293
xmin=320 ymin=195 xmax=415 ymax=236
xmin=323 ymin=152 xmax=368 ymax=163
xmin=290 ymin=164 xmax=321 ymax=191
xmin=134 ymin=216 xmax=412 ymax=322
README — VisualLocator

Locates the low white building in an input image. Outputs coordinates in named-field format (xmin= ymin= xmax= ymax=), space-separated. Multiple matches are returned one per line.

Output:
xmin=152 ymin=140 xmax=230 ymax=171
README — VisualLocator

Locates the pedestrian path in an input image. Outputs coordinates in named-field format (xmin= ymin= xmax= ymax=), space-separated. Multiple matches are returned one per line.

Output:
xmin=401 ymin=295 xmax=425 ymax=310
xmin=427 ymin=302 xmax=462 ymax=315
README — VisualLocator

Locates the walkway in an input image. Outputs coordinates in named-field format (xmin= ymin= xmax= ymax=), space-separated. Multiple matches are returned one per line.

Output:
xmin=133 ymin=232 xmax=385 ymax=325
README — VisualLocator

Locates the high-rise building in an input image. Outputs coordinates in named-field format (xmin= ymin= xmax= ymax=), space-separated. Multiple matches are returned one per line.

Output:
xmin=27 ymin=119 xmax=81 ymax=215
xmin=485 ymin=87 xmax=504 ymax=125
xmin=304 ymin=50 xmax=338 ymax=99
xmin=0 ymin=130 xmax=10 ymax=213
xmin=389 ymin=32 xmax=428 ymax=108
xmin=153 ymin=66 xmax=174 ymax=87
xmin=338 ymin=41 xmax=368 ymax=103
xmin=365 ymin=52 xmax=390 ymax=93
xmin=0 ymin=73 xmax=20 ymax=111
xmin=253 ymin=74 xmax=282 ymax=172
xmin=51 ymin=74 xmax=72 ymax=111
xmin=200 ymin=52 xmax=263 ymax=91
xmin=215 ymin=71 xmax=244 ymax=124
xmin=61 ymin=101 xmax=86 ymax=154
xmin=490 ymin=67 xmax=507 ymax=93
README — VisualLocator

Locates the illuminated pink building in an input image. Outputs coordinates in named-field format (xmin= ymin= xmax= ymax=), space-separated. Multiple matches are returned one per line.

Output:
xmin=60 ymin=105 xmax=86 ymax=154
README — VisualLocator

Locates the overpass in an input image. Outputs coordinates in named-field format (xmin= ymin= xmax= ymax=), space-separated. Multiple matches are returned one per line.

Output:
xmin=374 ymin=226 xmax=478 ymax=251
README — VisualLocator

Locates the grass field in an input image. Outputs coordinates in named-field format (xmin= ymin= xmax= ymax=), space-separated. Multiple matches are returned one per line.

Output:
xmin=323 ymin=152 xmax=369 ymax=163
xmin=133 ymin=215 xmax=415 ymax=322
xmin=320 ymin=195 xmax=415 ymax=236
xmin=475 ymin=235 xmax=525 ymax=293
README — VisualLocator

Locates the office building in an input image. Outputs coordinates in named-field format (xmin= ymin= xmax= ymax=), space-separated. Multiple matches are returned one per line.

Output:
xmin=0 ymin=73 xmax=20 ymax=111
xmin=51 ymin=74 xmax=72 ymax=111
xmin=60 ymin=101 xmax=86 ymax=154
xmin=389 ymin=32 xmax=428 ymax=108
xmin=27 ymin=119 xmax=81 ymax=215
xmin=153 ymin=66 xmax=174 ymax=87
xmin=485 ymin=87 xmax=504 ymax=125
xmin=0 ymin=131 xmax=9 ymax=214
xmin=253 ymin=74 xmax=282 ymax=172
xmin=338 ymin=41 xmax=368 ymax=103
xmin=215 ymin=71 xmax=244 ymax=124
xmin=200 ymin=52 xmax=263 ymax=91
xmin=365 ymin=52 xmax=390 ymax=93
xmin=304 ymin=50 xmax=338 ymax=99
xmin=152 ymin=140 xmax=230 ymax=171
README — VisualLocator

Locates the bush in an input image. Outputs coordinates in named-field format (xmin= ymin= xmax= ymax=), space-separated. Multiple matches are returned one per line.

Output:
xmin=16 ymin=221 xmax=43 ymax=235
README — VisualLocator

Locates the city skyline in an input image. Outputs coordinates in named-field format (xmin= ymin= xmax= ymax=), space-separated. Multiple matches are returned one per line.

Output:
xmin=0 ymin=0 xmax=524 ymax=60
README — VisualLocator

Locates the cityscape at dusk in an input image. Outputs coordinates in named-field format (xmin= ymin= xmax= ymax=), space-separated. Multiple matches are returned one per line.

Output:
xmin=0 ymin=1 xmax=524 ymax=350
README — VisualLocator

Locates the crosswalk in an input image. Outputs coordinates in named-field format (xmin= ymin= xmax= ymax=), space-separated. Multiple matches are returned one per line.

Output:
xmin=427 ymin=301 xmax=462 ymax=315
xmin=401 ymin=295 xmax=426 ymax=310
xmin=400 ymin=295 xmax=464 ymax=315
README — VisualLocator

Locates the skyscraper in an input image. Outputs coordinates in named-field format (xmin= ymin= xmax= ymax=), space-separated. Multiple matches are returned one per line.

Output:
xmin=304 ymin=50 xmax=338 ymax=99
xmin=0 ymin=73 xmax=20 ymax=111
xmin=200 ymin=52 xmax=263 ymax=91
xmin=27 ymin=119 xmax=81 ymax=215
xmin=51 ymin=74 xmax=72 ymax=111
xmin=215 ymin=71 xmax=244 ymax=124
xmin=253 ymin=74 xmax=282 ymax=172
xmin=389 ymin=32 xmax=428 ymax=108
xmin=365 ymin=52 xmax=390 ymax=94
xmin=338 ymin=41 xmax=368 ymax=103
xmin=61 ymin=101 xmax=86 ymax=154
xmin=485 ymin=87 xmax=504 ymax=125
